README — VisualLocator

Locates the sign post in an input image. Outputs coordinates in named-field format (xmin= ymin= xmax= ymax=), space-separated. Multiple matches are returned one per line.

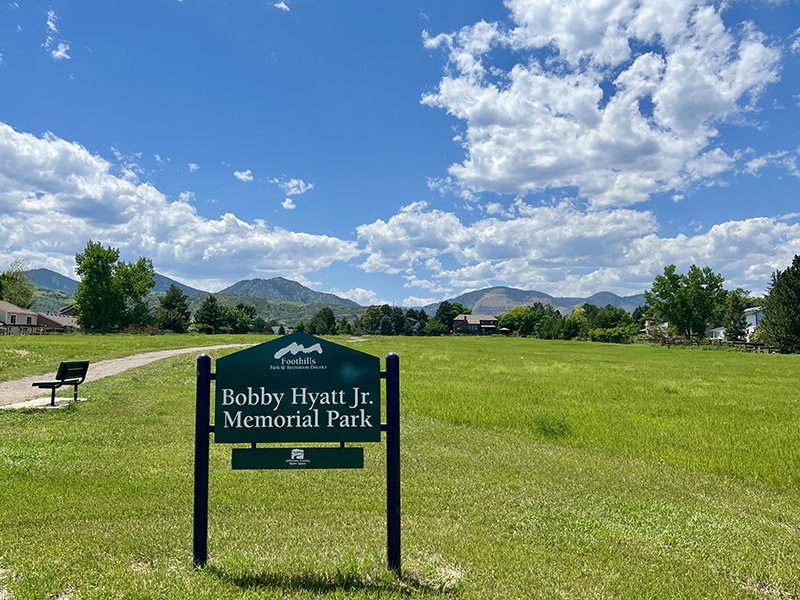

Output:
xmin=193 ymin=333 xmax=400 ymax=572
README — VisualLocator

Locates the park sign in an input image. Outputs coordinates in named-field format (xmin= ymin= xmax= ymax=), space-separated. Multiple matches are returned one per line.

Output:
xmin=214 ymin=332 xmax=381 ymax=444
xmin=194 ymin=338 xmax=401 ymax=571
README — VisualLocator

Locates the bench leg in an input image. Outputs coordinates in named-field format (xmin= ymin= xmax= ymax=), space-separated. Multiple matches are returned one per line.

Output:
xmin=50 ymin=388 xmax=56 ymax=407
xmin=73 ymin=384 xmax=78 ymax=403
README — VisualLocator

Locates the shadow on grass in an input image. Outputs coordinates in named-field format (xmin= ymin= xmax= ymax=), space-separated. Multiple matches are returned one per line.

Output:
xmin=203 ymin=563 xmax=458 ymax=596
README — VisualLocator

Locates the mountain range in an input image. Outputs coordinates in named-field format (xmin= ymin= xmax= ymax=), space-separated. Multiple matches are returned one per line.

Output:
xmin=25 ymin=268 xmax=208 ymax=296
xmin=424 ymin=286 xmax=646 ymax=315
xmin=24 ymin=268 xmax=646 ymax=317
xmin=217 ymin=277 xmax=360 ymax=307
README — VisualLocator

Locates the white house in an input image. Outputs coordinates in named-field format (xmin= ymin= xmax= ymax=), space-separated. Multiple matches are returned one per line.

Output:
xmin=707 ymin=326 xmax=726 ymax=340
xmin=744 ymin=306 xmax=763 ymax=341
xmin=0 ymin=300 xmax=39 ymax=335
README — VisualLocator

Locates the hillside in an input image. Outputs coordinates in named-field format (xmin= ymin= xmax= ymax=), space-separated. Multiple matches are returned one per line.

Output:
xmin=25 ymin=268 xmax=78 ymax=294
xmin=424 ymin=286 xmax=646 ymax=316
xmin=26 ymin=268 xmax=207 ymax=297
xmin=25 ymin=269 xmax=362 ymax=324
xmin=185 ymin=293 xmax=365 ymax=325
xmin=32 ymin=289 xmax=74 ymax=313
xmin=217 ymin=277 xmax=359 ymax=307
xmin=152 ymin=273 xmax=207 ymax=295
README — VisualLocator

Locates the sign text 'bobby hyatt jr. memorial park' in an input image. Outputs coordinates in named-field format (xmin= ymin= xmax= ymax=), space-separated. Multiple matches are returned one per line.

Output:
xmin=214 ymin=332 xmax=381 ymax=444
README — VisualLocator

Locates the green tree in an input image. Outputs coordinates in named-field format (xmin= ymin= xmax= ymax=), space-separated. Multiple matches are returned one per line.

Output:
xmin=308 ymin=307 xmax=336 ymax=335
xmin=563 ymin=307 xmax=589 ymax=339
xmin=74 ymin=241 xmax=156 ymax=331
xmin=158 ymin=284 xmax=191 ymax=333
xmin=360 ymin=305 xmax=383 ymax=334
xmin=360 ymin=304 xmax=413 ymax=335
xmin=294 ymin=321 xmax=306 ymax=333
xmin=252 ymin=317 xmax=270 ymax=333
xmin=75 ymin=241 xmax=122 ymax=332
xmin=0 ymin=260 xmax=36 ymax=309
xmin=644 ymin=264 xmax=726 ymax=338
xmin=222 ymin=303 xmax=257 ymax=334
xmin=115 ymin=257 xmax=157 ymax=328
xmin=379 ymin=314 xmax=395 ymax=335
xmin=631 ymin=304 xmax=648 ymax=322
xmin=336 ymin=317 xmax=353 ymax=335
xmin=75 ymin=242 xmax=149 ymax=330
xmin=405 ymin=308 xmax=429 ymax=333
xmin=497 ymin=302 xmax=559 ymax=336
xmin=193 ymin=295 xmax=224 ymax=333
xmin=535 ymin=314 xmax=563 ymax=339
xmin=434 ymin=301 xmax=471 ymax=333
xmin=422 ymin=318 xmax=448 ymax=336
xmin=388 ymin=306 xmax=411 ymax=335
xmin=759 ymin=255 xmax=800 ymax=353
xmin=721 ymin=292 xmax=747 ymax=342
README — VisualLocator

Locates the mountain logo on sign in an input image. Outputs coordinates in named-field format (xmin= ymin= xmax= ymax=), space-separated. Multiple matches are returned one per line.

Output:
xmin=274 ymin=342 xmax=324 ymax=360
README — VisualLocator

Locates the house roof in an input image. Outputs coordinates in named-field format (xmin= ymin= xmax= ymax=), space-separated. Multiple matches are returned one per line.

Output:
xmin=453 ymin=314 xmax=498 ymax=325
xmin=0 ymin=300 xmax=37 ymax=316
xmin=38 ymin=313 xmax=79 ymax=328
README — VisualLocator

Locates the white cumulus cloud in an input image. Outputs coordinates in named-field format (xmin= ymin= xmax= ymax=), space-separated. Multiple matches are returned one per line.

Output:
xmin=357 ymin=198 xmax=800 ymax=298
xmin=269 ymin=176 xmax=314 ymax=196
xmin=234 ymin=169 xmax=253 ymax=182
xmin=0 ymin=122 xmax=361 ymax=288
xmin=422 ymin=0 xmax=781 ymax=208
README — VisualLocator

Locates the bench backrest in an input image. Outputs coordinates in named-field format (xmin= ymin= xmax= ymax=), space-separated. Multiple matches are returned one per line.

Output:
xmin=56 ymin=360 xmax=90 ymax=383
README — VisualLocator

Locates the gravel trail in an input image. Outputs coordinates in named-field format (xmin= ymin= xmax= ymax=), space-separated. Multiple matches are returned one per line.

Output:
xmin=0 ymin=344 xmax=251 ymax=407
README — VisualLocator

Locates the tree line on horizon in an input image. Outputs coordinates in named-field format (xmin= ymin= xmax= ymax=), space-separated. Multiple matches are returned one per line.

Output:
xmin=7 ymin=241 xmax=800 ymax=353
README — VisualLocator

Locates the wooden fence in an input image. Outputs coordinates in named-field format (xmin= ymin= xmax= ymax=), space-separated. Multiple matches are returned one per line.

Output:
xmin=661 ymin=337 xmax=778 ymax=353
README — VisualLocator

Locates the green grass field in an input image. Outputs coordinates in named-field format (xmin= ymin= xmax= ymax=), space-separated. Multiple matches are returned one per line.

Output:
xmin=0 ymin=335 xmax=798 ymax=598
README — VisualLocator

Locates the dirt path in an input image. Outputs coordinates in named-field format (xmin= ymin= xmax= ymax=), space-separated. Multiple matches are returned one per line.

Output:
xmin=0 ymin=344 xmax=251 ymax=408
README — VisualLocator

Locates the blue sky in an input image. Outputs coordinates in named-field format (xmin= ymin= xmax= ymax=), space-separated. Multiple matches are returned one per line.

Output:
xmin=1 ymin=0 xmax=799 ymax=306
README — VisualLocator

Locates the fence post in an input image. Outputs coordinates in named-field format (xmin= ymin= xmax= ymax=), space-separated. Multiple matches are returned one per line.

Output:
xmin=385 ymin=352 xmax=401 ymax=573
xmin=193 ymin=354 xmax=212 ymax=568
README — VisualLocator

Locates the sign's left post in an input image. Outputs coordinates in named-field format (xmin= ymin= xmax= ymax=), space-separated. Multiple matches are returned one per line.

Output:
xmin=193 ymin=354 xmax=212 ymax=568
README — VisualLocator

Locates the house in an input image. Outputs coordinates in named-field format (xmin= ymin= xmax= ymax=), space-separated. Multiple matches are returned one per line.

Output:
xmin=452 ymin=314 xmax=498 ymax=335
xmin=707 ymin=326 xmax=726 ymax=340
xmin=744 ymin=306 xmax=763 ymax=341
xmin=0 ymin=300 xmax=41 ymax=335
xmin=36 ymin=313 xmax=80 ymax=333
xmin=640 ymin=320 xmax=669 ymax=337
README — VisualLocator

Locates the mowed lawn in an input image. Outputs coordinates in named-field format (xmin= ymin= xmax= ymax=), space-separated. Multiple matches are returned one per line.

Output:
xmin=0 ymin=334 xmax=798 ymax=599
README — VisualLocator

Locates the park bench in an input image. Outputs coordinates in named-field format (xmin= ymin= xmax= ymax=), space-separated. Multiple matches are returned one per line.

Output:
xmin=32 ymin=360 xmax=90 ymax=406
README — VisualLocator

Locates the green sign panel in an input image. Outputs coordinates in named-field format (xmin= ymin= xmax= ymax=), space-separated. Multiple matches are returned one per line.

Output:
xmin=214 ymin=332 xmax=381 ymax=444
xmin=232 ymin=447 xmax=364 ymax=470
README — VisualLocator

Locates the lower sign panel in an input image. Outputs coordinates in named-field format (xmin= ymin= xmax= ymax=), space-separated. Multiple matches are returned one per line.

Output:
xmin=232 ymin=446 xmax=364 ymax=470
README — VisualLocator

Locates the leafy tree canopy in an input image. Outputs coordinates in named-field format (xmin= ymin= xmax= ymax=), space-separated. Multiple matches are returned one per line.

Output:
xmin=222 ymin=303 xmax=257 ymax=334
xmin=1 ymin=260 xmax=36 ymax=309
xmin=74 ymin=241 xmax=156 ymax=331
xmin=193 ymin=295 xmax=224 ymax=333
xmin=497 ymin=303 xmax=560 ymax=336
xmin=360 ymin=304 xmax=415 ymax=335
xmin=158 ymin=284 xmax=191 ymax=333
xmin=721 ymin=291 xmax=748 ymax=342
xmin=434 ymin=301 xmax=470 ymax=332
xmin=308 ymin=306 xmax=337 ymax=335
xmin=644 ymin=264 xmax=726 ymax=338
xmin=759 ymin=255 xmax=800 ymax=353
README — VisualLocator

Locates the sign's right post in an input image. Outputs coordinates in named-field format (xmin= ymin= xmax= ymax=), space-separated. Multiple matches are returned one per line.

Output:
xmin=384 ymin=352 xmax=401 ymax=573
